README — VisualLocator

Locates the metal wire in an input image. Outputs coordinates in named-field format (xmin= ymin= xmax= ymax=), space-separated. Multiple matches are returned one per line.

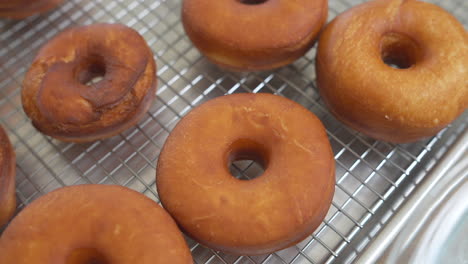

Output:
xmin=0 ymin=0 xmax=466 ymax=263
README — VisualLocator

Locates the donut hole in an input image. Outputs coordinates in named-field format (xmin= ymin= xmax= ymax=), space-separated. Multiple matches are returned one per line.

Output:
xmin=77 ymin=57 xmax=106 ymax=86
xmin=229 ymin=157 xmax=265 ymax=180
xmin=380 ymin=32 xmax=421 ymax=69
xmin=238 ymin=0 xmax=268 ymax=5
xmin=227 ymin=139 xmax=269 ymax=180
xmin=66 ymin=248 xmax=109 ymax=264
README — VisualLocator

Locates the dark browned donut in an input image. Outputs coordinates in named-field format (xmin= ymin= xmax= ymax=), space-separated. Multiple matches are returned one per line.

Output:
xmin=22 ymin=23 xmax=157 ymax=142
xmin=0 ymin=125 xmax=16 ymax=227
xmin=0 ymin=0 xmax=64 ymax=19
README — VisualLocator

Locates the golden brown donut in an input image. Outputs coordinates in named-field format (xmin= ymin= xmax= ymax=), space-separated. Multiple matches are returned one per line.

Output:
xmin=182 ymin=0 xmax=328 ymax=71
xmin=0 ymin=184 xmax=193 ymax=264
xmin=0 ymin=125 xmax=15 ymax=227
xmin=157 ymin=93 xmax=335 ymax=255
xmin=0 ymin=0 xmax=63 ymax=19
xmin=22 ymin=23 xmax=157 ymax=142
xmin=316 ymin=0 xmax=468 ymax=143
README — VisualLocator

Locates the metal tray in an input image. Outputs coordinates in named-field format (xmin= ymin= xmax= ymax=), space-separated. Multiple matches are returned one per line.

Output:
xmin=0 ymin=0 xmax=466 ymax=263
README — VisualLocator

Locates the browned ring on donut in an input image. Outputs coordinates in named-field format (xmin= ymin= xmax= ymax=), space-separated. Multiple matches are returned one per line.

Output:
xmin=22 ymin=23 xmax=157 ymax=142
xmin=0 ymin=125 xmax=16 ymax=227
xmin=0 ymin=0 xmax=64 ymax=19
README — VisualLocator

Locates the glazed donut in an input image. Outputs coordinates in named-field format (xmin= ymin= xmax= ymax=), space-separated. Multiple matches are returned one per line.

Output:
xmin=0 ymin=0 xmax=63 ymax=19
xmin=182 ymin=0 xmax=328 ymax=71
xmin=316 ymin=0 xmax=468 ymax=143
xmin=22 ymin=23 xmax=157 ymax=142
xmin=157 ymin=93 xmax=335 ymax=255
xmin=0 ymin=125 xmax=15 ymax=227
xmin=0 ymin=185 xmax=193 ymax=264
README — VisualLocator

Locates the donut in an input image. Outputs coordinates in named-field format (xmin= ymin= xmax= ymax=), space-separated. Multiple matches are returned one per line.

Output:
xmin=0 ymin=125 xmax=16 ymax=227
xmin=182 ymin=0 xmax=328 ymax=71
xmin=316 ymin=0 xmax=468 ymax=143
xmin=0 ymin=0 xmax=63 ymax=19
xmin=157 ymin=93 xmax=335 ymax=255
xmin=0 ymin=185 xmax=193 ymax=264
xmin=22 ymin=23 xmax=157 ymax=142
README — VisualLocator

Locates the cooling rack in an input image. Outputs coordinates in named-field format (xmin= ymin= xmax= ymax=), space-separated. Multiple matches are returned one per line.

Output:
xmin=0 ymin=0 xmax=466 ymax=263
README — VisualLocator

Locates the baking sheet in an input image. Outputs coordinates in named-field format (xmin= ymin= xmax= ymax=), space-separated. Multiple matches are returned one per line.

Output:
xmin=0 ymin=0 xmax=466 ymax=263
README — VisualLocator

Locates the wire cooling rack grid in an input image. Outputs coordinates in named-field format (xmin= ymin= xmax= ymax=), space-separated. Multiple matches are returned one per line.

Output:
xmin=0 ymin=0 xmax=466 ymax=263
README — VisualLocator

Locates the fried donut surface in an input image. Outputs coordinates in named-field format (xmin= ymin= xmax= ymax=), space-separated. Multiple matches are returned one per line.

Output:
xmin=0 ymin=185 xmax=193 ymax=264
xmin=0 ymin=0 xmax=63 ymax=19
xmin=316 ymin=0 xmax=467 ymax=143
xmin=182 ymin=0 xmax=328 ymax=71
xmin=22 ymin=23 xmax=157 ymax=142
xmin=0 ymin=125 xmax=15 ymax=228
xmin=157 ymin=93 xmax=335 ymax=255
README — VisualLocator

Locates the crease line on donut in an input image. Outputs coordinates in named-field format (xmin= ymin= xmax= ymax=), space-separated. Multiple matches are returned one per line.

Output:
xmin=385 ymin=0 xmax=410 ymax=24
xmin=191 ymin=213 xmax=217 ymax=223
xmin=293 ymin=139 xmax=315 ymax=155
xmin=293 ymin=197 xmax=305 ymax=225
xmin=190 ymin=178 xmax=224 ymax=190
xmin=272 ymin=128 xmax=286 ymax=140
xmin=280 ymin=119 xmax=289 ymax=132
xmin=240 ymin=108 xmax=290 ymax=138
